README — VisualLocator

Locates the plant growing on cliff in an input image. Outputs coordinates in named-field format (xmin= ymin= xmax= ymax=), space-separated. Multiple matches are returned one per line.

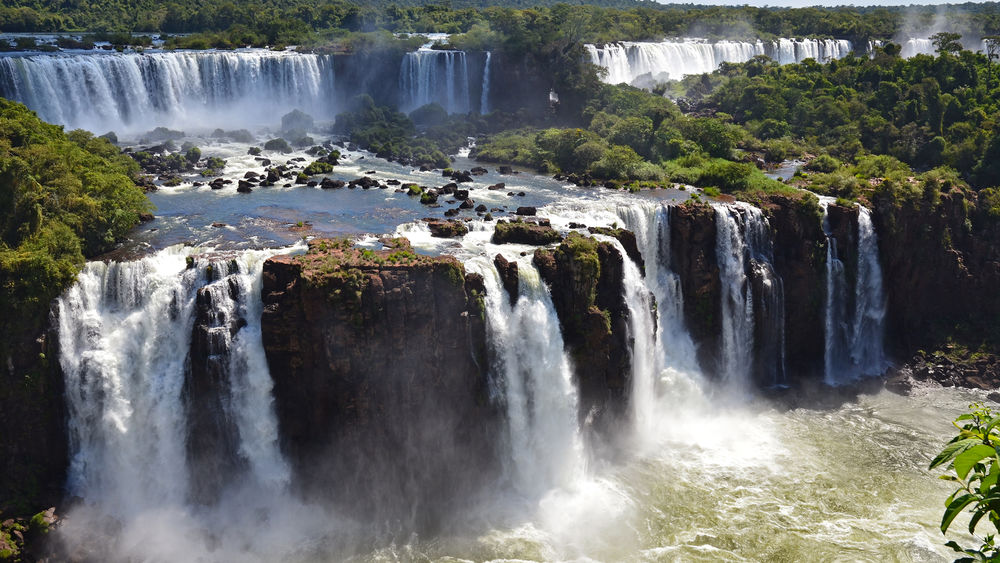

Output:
xmin=930 ymin=403 xmax=1000 ymax=562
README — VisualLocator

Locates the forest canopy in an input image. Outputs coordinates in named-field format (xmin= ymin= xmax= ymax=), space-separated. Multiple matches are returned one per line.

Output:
xmin=0 ymin=100 xmax=149 ymax=347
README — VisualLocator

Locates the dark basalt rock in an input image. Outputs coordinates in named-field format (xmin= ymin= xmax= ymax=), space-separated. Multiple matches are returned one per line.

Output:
xmin=588 ymin=227 xmax=644 ymax=275
xmin=261 ymin=239 xmax=496 ymax=531
xmin=515 ymin=206 xmax=536 ymax=216
xmin=426 ymin=219 xmax=469 ymax=238
xmin=533 ymin=233 xmax=635 ymax=454
xmin=186 ymin=272 xmax=247 ymax=504
xmin=493 ymin=254 xmax=519 ymax=305
xmin=491 ymin=219 xmax=562 ymax=246
xmin=668 ymin=203 xmax=720 ymax=378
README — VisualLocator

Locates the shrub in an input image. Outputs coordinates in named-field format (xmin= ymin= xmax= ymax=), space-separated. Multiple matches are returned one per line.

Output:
xmin=264 ymin=138 xmax=293 ymax=153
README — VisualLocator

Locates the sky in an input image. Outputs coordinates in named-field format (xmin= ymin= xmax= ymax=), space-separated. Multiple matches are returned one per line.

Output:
xmin=654 ymin=0 xmax=976 ymax=6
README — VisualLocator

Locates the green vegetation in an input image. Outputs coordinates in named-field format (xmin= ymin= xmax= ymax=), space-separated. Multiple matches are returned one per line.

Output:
xmin=0 ymin=99 xmax=149 ymax=351
xmin=12 ymin=0 xmax=1000 ymax=48
xmin=930 ymin=403 xmax=1000 ymax=561
xmin=333 ymin=96 xmax=474 ymax=168
xmin=303 ymin=160 xmax=334 ymax=175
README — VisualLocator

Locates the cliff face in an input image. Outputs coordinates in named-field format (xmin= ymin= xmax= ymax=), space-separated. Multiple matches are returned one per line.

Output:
xmin=533 ymin=233 xmax=632 ymax=450
xmin=761 ymin=195 xmax=829 ymax=381
xmin=874 ymin=188 xmax=1000 ymax=357
xmin=0 ymin=322 xmax=66 ymax=516
xmin=260 ymin=238 xmax=496 ymax=531
xmin=668 ymin=203 xmax=721 ymax=378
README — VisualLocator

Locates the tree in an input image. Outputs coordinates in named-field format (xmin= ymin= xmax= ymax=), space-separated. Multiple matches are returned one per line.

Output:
xmin=930 ymin=403 xmax=1000 ymax=562
xmin=931 ymin=32 xmax=963 ymax=56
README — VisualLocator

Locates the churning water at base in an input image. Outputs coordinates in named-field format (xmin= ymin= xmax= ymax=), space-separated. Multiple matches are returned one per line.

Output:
xmin=0 ymin=50 xmax=334 ymax=133
xmin=821 ymin=198 xmax=888 ymax=385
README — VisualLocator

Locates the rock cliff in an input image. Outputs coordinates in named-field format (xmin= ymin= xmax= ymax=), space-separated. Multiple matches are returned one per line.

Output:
xmin=260 ymin=238 xmax=496 ymax=531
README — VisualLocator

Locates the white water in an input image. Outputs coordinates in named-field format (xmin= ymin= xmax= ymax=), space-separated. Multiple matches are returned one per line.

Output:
xmin=586 ymin=38 xmax=853 ymax=86
xmin=398 ymin=49 xmax=471 ymax=115
xmin=713 ymin=202 xmax=786 ymax=391
xmin=480 ymin=51 xmax=492 ymax=114
xmin=820 ymin=199 xmax=888 ymax=385
xmin=470 ymin=256 xmax=586 ymax=496
xmin=0 ymin=50 xmax=333 ymax=133
xmin=57 ymin=246 xmax=290 ymax=512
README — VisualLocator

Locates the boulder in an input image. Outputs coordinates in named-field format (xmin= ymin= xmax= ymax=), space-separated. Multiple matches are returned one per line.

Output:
xmin=426 ymin=219 xmax=469 ymax=238
xmin=491 ymin=219 xmax=562 ymax=246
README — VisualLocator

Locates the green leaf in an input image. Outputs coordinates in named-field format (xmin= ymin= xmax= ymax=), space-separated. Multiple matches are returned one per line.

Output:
xmin=932 ymin=438 xmax=982 ymax=470
xmin=942 ymin=494 xmax=976 ymax=533
xmin=956 ymin=445 xmax=999 ymax=480
xmin=981 ymin=461 xmax=999 ymax=494
xmin=969 ymin=506 xmax=991 ymax=534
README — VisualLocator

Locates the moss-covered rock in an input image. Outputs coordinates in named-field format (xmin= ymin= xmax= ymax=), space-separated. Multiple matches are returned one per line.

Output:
xmin=492 ymin=219 xmax=563 ymax=246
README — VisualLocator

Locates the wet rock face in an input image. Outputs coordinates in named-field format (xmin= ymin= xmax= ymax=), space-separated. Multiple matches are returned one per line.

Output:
xmin=0 ymin=325 xmax=66 ymax=516
xmin=762 ymin=195 xmax=829 ymax=381
xmin=874 ymin=189 xmax=1000 ymax=358
xmin=185 ymin=270 xmax=247 ymax=505
xmin=491 ymin=218 xmax=562 ymax=246
xmin=668 ymin=203 xmax=721 ymax=378
xmin=260 ymin=238 xmax=496 ymax=532
xmin=533 ymin=233 xmax=630 ymax=453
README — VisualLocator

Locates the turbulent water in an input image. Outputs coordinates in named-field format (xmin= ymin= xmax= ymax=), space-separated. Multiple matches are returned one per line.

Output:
xmin=586 ymin=38 xmax=853 ymax=86
xmin=0 ymin=50 xmax=334 ymax=133
xmin=398 ymin=49 xmax=472 ymax=114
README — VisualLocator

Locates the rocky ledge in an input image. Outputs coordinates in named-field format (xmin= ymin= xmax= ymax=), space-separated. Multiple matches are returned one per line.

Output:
xmin=260 ymin=238 xmax=496 ymax=531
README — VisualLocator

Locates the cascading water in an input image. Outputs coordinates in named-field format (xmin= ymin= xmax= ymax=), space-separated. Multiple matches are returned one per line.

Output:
xmin=614 ymin=201 xmax=702 ymax=437
xmin=0 ymin=50 xmax=334 ymax=133
xmin=820 ymin=198 xmax=888 ymax=385
xmin=899 ymin=38 xmax=935 ymax=58
xmin=56 ymin=246 xmax=290 ymax=516
xmin=480 ymin=51 xmax=492 ymax=114
xmin=398 ymin=49 xmax=471 ymax=115
xmin=586 ymin=38 xmax=853 ymax=86
xmin=470 ymin=255 xmax=585 ymax=495
xmin=713 ymin=203 xmax=785 ymax=390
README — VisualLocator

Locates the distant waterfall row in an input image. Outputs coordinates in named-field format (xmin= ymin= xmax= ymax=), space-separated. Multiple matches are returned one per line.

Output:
xmin=0 ymin=48 xmax=495 ymax=134
xmin=586 ymin=38 xmax=853 ymax=86
xmin=0 ymin=51 xmax=334 ymax=133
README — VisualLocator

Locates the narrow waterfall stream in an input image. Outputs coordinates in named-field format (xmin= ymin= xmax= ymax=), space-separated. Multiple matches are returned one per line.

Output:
xmin=480 ymin=51 xmax=492 ymax=114
xmin=820 ymin=198 xmax=888 ymax=385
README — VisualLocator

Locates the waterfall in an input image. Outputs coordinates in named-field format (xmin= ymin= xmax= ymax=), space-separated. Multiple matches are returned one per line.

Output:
xmin=820 ymin=199 xmax=888 ymax=385
xmin=586 ymin=39 xmax=853 ymax=87
xmin=586 ymin=38 xmax=853 ymax=86
xmin=56 ymin=246 xmax=289 ymax=516
xmin=614 ymin=201 xmax=702 ymax=435
xmin=398 ymin=49 xmax=471 ymax=115
xmin=471 ymin=256 xmax=585 ymax=494
xmin=480 ymin=51 xmax=492 ymax=114
xmin=0 ymin=50 xmax=334 ymax=134
xmin=713 ymin=203 xmax=785 ymax=390
xmin=900 ymin=38 xmax=935 ymax=58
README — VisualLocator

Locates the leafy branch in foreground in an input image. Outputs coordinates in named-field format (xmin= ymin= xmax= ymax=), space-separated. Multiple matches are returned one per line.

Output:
xmin=930 ymin=403 xmax=1000 ymax=562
